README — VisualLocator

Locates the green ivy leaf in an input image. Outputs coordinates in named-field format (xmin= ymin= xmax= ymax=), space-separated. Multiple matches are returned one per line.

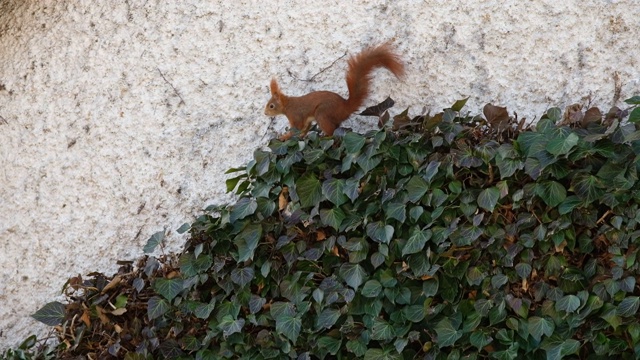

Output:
xmin=31 ymin=301 xmax=66 ymax=326
xmin=320 ymin=207 xmax=346 ymax=231
xmin=402 ymin=305 xmax=426 ymax=323
xmin=364 ymin=348 xmax=401 ymax=360
xmin=340 ymin=263 xmax=367 ymax=290
xmin=629 ymin=107 xmax=640 ymax=123
xmin=406 ymin=175 xmax=428 ymax=203
xmin=229 ymin=197 xmax=258 ymax=222
xmin=555 ymin=294 xmax=580 ymax=313
xmin=470 ymin=330 xmax=493 ymax=349
xmin=176 ymin=222 xmax=190 ymax=234
xmin=234 ymin=223 xmax=262 ymax=262
xmin=153 ymin=278 xmax=184 ymax=301
xmin=546 ymin=133 xmax=579 ymax=155
xmin=383 ymin=201 xmax=407 ymax=223
xmin=362 ymin=280 xmax=383 ymax=298
xmin=572 ymin=174 xmax=604 ymax=203
xmin=147 ymin=296 xmax=171 ymax=320
xmin=624 ymin=95 xmax=640 ymax=105
xmin=435 ymin=318 xmax=463 ymax=347
xmin=296 ymin=172 xmax=323 ymax=208
xmin=535 ymin=181 xmax=567 ymax=207
xmin=616 ymin=296 xmax=640 ymax=317
xmin=347 ymin=339 xmax=368 ymax=357
xmin=144 ymin=230 xmax=165 ymax=253
xmin=402 ymin=227 xmax=432 ymax=256
xmin=194 ymin=300 xmax=215 ymax=319
xmin=477 ymin=187 xmax=500 ymax=212
xmin=528 ymin=316 xmax=555 ymax=342
xmin=322 ymin=178 xmax=348 ymax=206
xmin=366 ymin=222 xmax=394 ymax=244
xmin=316 ymin=336 xmax=342 ymax=355
xmin=558 ymin=195 xmax=582 ymax=215
xmin=343 ymin=132 xmax=366 ymax=154
xmin=218 ymin=315 xmax=245 ymax=337
xmin=451 ymin=97 xmax=469 ymax=112
xmin=230 ymin=267 xmax=254 ymax=288
xmin=371 ymin=317 xmax=396 ymax=341
xmin=275 ymin=314 xmax=302 ymax=344
xmin=315 ymin=308 xmax=342 ymax=330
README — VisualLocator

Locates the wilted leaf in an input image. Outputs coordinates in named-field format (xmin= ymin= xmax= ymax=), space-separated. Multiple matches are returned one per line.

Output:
xmin=360 ymin=96 xmax=395 ymax=116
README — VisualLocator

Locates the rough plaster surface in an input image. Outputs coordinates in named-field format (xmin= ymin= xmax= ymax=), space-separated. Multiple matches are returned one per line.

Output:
xmin=0 ymin=0 xmax=638 ymax=349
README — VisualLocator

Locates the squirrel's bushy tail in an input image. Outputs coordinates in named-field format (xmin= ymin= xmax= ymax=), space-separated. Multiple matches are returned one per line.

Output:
xmin=344 ymin=43 xmax=405 ymax=114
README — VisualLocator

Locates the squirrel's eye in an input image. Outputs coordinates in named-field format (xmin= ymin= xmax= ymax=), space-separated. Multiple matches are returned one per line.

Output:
xmin=269 ymin=104 xmax=275 ymax=109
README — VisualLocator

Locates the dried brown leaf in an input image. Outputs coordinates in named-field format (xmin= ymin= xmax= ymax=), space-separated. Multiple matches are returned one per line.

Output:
xmin=360 ymin=96 xmax=395 ymax=116
xmin=582 ymin=106 xmax=602 ymax=127
xmin=101 ymin=275 xmax=122 ymax=294
xmin=561 ymin=103 xmax=583 ymax=126
xmin=483 ymin=103 xmax=509 ymax=130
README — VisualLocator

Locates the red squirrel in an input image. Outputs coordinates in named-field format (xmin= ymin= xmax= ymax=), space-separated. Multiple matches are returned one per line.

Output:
xmin=264 ymin=43 xmax=405 ymax=140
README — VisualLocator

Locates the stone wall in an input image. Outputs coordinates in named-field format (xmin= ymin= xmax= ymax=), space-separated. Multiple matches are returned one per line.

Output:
xmin=0 ymin=0 xmax=638 ymax=349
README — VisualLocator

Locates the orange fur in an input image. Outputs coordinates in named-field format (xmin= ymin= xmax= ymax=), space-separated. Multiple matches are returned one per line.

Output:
xmin=265 ymin=43 xmax=404 ymax=140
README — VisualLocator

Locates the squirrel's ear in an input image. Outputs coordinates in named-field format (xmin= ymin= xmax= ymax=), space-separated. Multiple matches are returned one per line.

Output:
xmin=270 ymin=78 xmax=280 ymax=94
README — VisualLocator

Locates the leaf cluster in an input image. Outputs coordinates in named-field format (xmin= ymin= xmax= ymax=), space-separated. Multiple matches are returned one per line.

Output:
xmin=15 ymin=96 xmax=640 ymax=359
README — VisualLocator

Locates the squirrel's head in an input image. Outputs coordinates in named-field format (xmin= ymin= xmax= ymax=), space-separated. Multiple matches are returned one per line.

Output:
xmin=264 ymin=78 xmax=285 ymax=116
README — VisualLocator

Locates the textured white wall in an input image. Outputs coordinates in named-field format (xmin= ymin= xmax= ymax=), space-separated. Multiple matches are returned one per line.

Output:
xmin=0 ymin=0 xmax=638 ymax=349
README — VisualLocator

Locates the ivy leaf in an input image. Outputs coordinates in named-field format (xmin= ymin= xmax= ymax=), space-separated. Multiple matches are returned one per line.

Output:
xmin=144 ymin=230 xmax=165 ymax=253
xmin=572 ymin=174 xmax=604 ymax=203
xmin=435 ymin=318 xmax=463 ymax=347
xmin=402 ymin=305 xmax=426 ymax=323
xmin=406 ymin=175 xmax=428 ymax=203
xmin=546 ymin=133 xmax=579 ymax=155
xmin=229 ymin=197 xmax=257 ymax=222
xmin=315 ymin=308 xmax=341 ymax=330
xmin=363 ymin=348 xmax=401 ymax=360
xmin=366 ymin=222 xmax=394 ymax=244
xmin=194 ymin=300 xmax=215 ymax=319
xmin=558 ymin=195 xmax=582 ymax=215
xmin=616 ymin=296 xmax=640 ymax=317
xmin=628 ymin=107 xmax=640 ymax=123
xmin=275 ymin=314 xmax=302 ymax=344
xmin=383 ymin=201 xmax=407 ymax=223
xmin=176 ymin=222 xmax=190 ymax=234
xmin=322 ymin=178 xmax=348 ymax=206
xmin=402 ymin=227 xmax=432 ymax=256
xmin=340 ymin=263 xmax=367 ymax=290
xmin=320 ymin=207 xmax=346 ymax=231
xmin=230 ymin=267 xmax=255 ymax=288
xmin=624 ymin=95 xmax=640 ymax=105
xmin=362 ymin=279 xmax=383 ymax=298
xmin=528 ymin=316 xmax=555 ymax=342
xmin=535 ymin=181 xmax=567 ymax=207
xmin=153 ymin=278 xmax=184 ymax=301
xmin=218 ymin=315 xmax=245 ymax=337
xmin=555 ymin=294 xmax=580 ymax=313
xmin=31 ymin=301 xmax=66 ymax=326
xmin=296 ymin=172 xmax=323 ymax=208
xmin=477 ymin=187 xmax=500 ymax=212
xmin=147 ymin=296 xmax=171 ymax=320
xmin=371 ymin=317 xmax=396 ymax=341
xmin=234 ymin=223 xmax=262 ymax=262
xmin=343 ymin=132 xmax=366 ymax=154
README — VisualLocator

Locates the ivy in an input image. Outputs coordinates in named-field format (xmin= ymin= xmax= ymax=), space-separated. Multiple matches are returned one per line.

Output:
xmin=16 ymin=96 xmax=640 ymax=359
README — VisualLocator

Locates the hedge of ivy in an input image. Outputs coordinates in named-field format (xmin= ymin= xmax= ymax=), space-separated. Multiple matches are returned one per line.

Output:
xmin=11 ymin=97 xmax=640 ymax=359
